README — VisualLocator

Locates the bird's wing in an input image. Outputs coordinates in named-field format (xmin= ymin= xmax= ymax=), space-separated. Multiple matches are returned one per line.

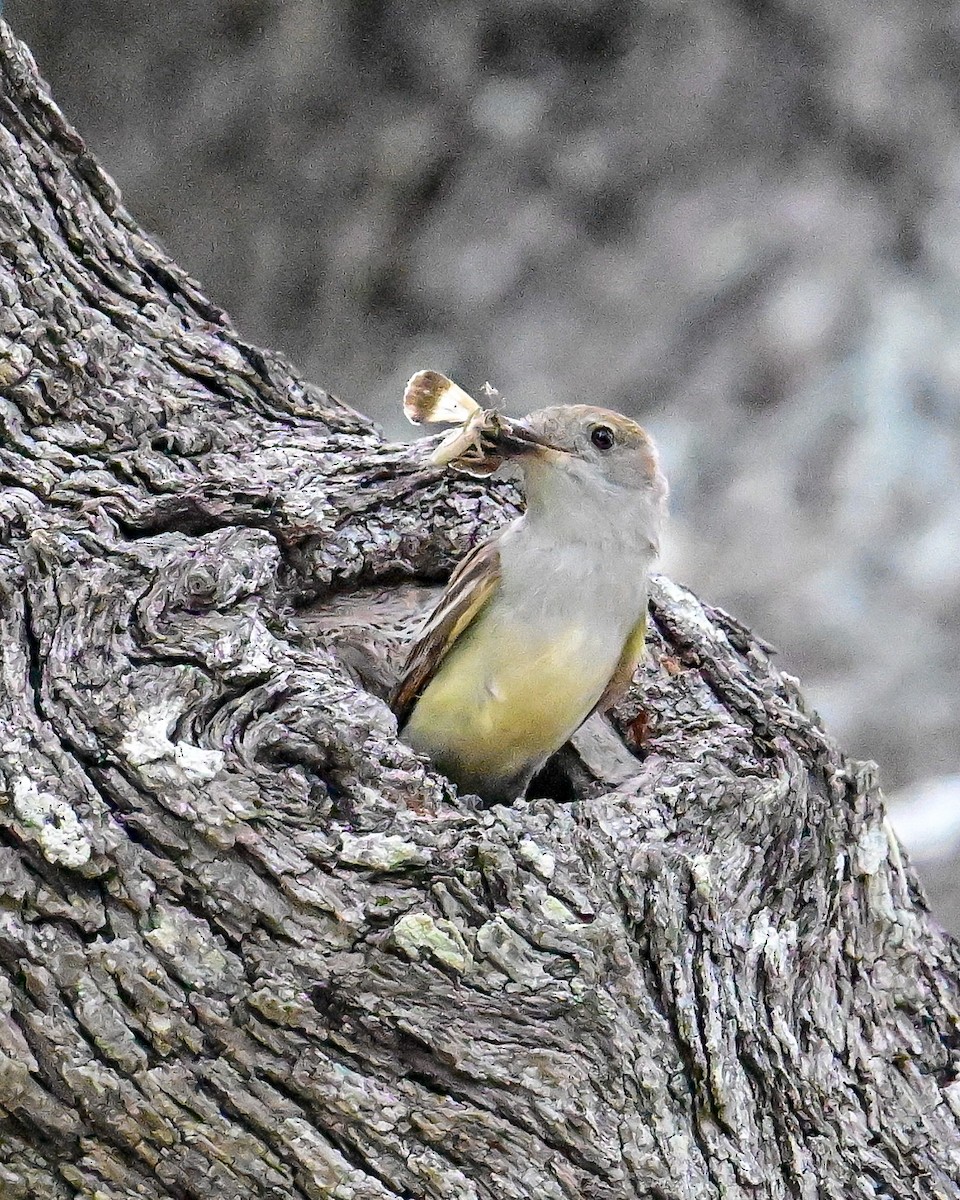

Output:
xmin=390 ymin=538 xmax=502 ymax=727
xmin=592 ymin=610 xmax=648 ymax=715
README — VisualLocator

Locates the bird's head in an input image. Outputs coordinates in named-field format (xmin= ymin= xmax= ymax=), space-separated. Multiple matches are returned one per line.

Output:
xmin=492 ymin=405 xmax=668 ymax=551
xmin=499 ymin=406 xmax=663 ymax=492
xmin=494 ymin=403 xmax=667 ymax=501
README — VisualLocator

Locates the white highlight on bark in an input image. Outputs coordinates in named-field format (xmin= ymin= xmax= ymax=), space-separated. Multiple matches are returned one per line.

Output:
xmin=655 ymin=575 xmax=725 ymax=640
xmin=854 ymin=823 xmax=889 ymax=876
xmin=120 ymin=702 xmax=225 ymax=782
xmin=209 ymin=626 xmax=277 ymax=677
xmin=392 ymin=913 xmax=472 ymax=972
xmin=750 ymin=911 xmax=798 ymax=967
xmin=518 ymin=838 xmax=556 ymax=879
xmin=945 ymin=1080 xmax=960 ymax=1121
xmin=11 ymin=777 xmax=91 ymax=868
xmin=339 ymin=831 xmax=428 ymax=869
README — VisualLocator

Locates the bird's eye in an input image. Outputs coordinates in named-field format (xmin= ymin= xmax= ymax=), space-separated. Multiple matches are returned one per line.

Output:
xmin=591 ymin=425 xmax=615 ymax=451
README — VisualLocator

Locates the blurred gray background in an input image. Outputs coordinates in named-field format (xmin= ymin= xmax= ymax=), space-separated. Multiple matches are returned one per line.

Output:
xmin=8 ymin=0 xmax=959 ymax=926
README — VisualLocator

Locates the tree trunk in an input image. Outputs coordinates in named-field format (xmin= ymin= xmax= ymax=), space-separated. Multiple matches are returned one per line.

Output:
xmin=0 ymin=21 xmax=958 ymax=1200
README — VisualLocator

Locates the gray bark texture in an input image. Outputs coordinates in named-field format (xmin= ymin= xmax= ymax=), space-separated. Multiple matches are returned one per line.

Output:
xmin=0 ymin=21 xmax=959 ymax=1200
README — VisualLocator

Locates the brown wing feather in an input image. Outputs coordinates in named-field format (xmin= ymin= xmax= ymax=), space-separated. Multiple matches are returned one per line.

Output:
xmin=592 ymin=610 xmax=648 ymax=715
xmin=390 ymin=539 xmax=502 ymax=727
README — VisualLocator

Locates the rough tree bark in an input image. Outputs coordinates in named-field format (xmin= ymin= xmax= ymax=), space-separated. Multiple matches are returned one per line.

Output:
xmin=0 ymin=20 xmax=958 ymax=1200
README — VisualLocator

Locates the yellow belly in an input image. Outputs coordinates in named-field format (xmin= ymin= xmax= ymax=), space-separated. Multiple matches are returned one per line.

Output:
xmin=402 ymin=609 xmax=615 ymax=798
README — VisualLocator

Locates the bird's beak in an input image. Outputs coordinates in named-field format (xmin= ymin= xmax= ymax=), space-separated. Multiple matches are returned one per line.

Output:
xmin=487 ymin=415 xmax=564 ymax=458
xmin=429 ymin=410 xmax=565 ymax=475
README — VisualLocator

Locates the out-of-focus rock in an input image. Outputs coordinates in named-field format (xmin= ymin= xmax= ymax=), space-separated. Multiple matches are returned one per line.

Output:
xmin=888 ymin=775 xmax=960 ymax=864
xmin=888 ymin=775 xmax=960 ymax=934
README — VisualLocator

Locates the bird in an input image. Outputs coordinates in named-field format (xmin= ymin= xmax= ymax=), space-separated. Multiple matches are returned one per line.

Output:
xmin=391 ymin=372 xmax=668 ymax=804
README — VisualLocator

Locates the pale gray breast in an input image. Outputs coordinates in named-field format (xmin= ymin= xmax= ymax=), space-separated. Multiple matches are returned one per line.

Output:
xmin=497 ymin=519 xmax=653 ymax=652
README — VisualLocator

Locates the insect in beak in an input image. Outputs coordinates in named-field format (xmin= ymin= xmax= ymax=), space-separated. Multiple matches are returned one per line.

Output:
xmin=402 ymin=370 xmax=564 ymax=473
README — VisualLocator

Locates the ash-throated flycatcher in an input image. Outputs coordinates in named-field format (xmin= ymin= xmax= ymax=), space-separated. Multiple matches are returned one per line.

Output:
xmin=392 ymin=371 xmax=667 ymax=803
